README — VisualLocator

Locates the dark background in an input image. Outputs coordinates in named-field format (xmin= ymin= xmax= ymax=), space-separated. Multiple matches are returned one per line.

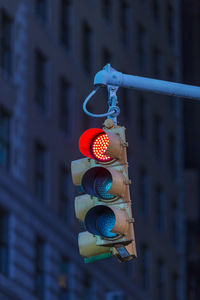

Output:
xmin=0 ymin=0 xmax=200 ymax=300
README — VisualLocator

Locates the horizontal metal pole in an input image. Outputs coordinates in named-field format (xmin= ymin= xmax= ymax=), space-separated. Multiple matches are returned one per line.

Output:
xmin=94 ymin=65 xmax=200 ymax=100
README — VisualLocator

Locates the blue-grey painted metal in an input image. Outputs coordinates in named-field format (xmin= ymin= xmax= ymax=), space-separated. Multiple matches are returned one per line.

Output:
xmin=94 ymin=64 xmax=200 ymax=101
xmin=83 ymin=87 xmax=115 ymax=118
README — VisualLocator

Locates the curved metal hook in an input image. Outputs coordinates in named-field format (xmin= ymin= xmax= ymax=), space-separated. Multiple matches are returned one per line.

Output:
xmin=83 ymin=86 xmax=115 ymax=118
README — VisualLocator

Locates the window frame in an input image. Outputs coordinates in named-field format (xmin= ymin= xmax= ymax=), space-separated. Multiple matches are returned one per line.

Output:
xmin=59 ymin=256 xmax=70 ymax=300
xmin=153 ymin=115 xmax=162 ymax=159
xmin=138 ymin=95 xmax=147 ymax=138
xmin=0 ymin=9 xmax=13 ymax=75
xmin=35 ymin=0 xmax=48 ymax=23
xmin=82 ymin=21 xmax=93 ymax=73
xmin=0 ymin=209 xmax=9 ymax=276
xmin=60 ymin=0 xmax=72 ymax=48
xmin=138 ymin=24 xmax=147 ymax=72
xmin=155 ymin=185 xmax=165 ymax=232
xmin=34 ymin=237 xmax=46 ymax=299
xmin=139 ymin=168 xmax=150 ymax=215
xmin=0 ymin=107 xmax=10 ymax=170
xmin=35 ymin=49 xmax=48 ymax=113
xmin=58 ymin=165 xmax=71 ymax=220
xmin=34 ymin=142 xmax=46 ymax=202
xmin=140 ymin=244 xmax=150 ymax=290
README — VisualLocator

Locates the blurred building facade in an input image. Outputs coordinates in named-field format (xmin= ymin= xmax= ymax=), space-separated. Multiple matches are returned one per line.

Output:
xmin=0 ymin=0 xmax=185 ymax=300
xmin=182 ymin=0 xmax=200 ymax=299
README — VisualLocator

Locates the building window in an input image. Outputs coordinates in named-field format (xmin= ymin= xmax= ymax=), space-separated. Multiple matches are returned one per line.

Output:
xmin=59 ymin=166 xmax=71 ymax=220
xmin=35 ymin=142 xmax=46 ymax=201
xmin=152 ymin=0 xmax=159 ymax=22
xmin=82 ymin=100 xmax=92 ymax=130
xmin=170 ymin=201 xmax=179 ymax=247
xmin=139 ymin=169 xmax=149 ymax=215
xmin=82 ymin=112 xmax=91 ymax=130
xmin=138 ymin=25 xmax=147 ymax=72
xmin=171 ymin=273 xmax=180 ymax=300
xmin=35 ymin=0 xmax=47 ymax=22
xmin=156 ymin=260 xmax=165 ymax=300
xmin=82 ymin=91 xmax=93 ymax=130
xmin=60 ymin=78 xmax=71 ymax=134
xmin=0 ymin=108 xmax=10 ymax=169
xmin=82 ymin=22 xmax=92 ymax=73
xmin=138 ymin=95 xmax=147 ymax=138
xmin=34 ymin=237 xmax=45 ymax=299
xmin=140 ymin=244 xmax=150 ymax=290
xmin=102 ymin=0 xmax=111 ymax=21
xmin=153 ymin=115 xmax=162 ymax=159
xmin=82 ymin=273 xmax=93 ymax=300
xmin=60 ymin=0 xmax=72 ymax=48
xmin=120 ymin=88 xmax=130 ymax=123
xmin=35 ymin=50 xmax=48 ymax=112
xmin=155 ymin=186 xmax=165 ymax=232
xmin=167 ymin=3 xmax=174 ymax=45
xmin=169 ymin=133 xmax=176 ymax=176
xmin=0 ymin=10 xmax=13 ymax=74
xmin=59 ymin=257 xmax=70 ymax=300
xmin=0 ymin=210 xmax=9 ymax=276
xmin=119 ymin=0 xmax=130 ymax=45
xmin=102 ymin=47 xmax=111 ymax=66
xmin=152 ymin=47 xmax=161 ymax=77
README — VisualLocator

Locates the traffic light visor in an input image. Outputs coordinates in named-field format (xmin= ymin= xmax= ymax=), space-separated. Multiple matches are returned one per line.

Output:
xmin=84 ymin=205 xmax=118 ymax=238
xmin=79 ymin=128 xmax=112 ymax=162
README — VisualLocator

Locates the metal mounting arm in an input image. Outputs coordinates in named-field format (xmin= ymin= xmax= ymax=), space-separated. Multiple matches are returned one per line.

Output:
xmin=83 ymin=64 xmax=120 ymax=124
xmin=94 ymin=64 xmax=200 ymax=101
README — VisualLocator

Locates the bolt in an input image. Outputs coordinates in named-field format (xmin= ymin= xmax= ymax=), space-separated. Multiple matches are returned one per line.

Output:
xmin=104 ymin=118 xmax=114 ymax=128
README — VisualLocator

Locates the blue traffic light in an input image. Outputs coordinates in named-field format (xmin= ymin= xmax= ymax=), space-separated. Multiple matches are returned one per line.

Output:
xmin=82 ymin=167 xmax=115 ymax=200
xmin=84 ymin=206 xmax=117 ymax=238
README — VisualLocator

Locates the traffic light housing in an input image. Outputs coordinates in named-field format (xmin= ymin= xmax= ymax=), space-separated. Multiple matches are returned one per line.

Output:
xmin=71 ymin=119 xmax=137 ymax=262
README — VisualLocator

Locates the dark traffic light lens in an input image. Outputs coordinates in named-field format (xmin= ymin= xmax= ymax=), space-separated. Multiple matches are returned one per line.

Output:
xmin=81 ymin=167 xmax=115 ymax=200
xmin=95 ymin=173 xmax=114 ymax=200
xmin=97 ymin=210 xmax=116 ymax=237
xmin=84 ymin=206 xmax=117 ymax=238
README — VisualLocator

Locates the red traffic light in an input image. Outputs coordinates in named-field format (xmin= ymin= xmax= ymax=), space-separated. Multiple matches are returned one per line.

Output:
xmin=79 ymin=128 xmax=112 ymax=162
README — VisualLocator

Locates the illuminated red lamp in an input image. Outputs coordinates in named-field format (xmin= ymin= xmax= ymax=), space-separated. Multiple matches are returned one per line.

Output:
xmin=79 ymin=128 xmax=112 ymax=162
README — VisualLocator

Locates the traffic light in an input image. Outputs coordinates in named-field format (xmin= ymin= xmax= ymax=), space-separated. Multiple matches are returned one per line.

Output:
xmin=71 ymin=118 xmax=137 ymax=263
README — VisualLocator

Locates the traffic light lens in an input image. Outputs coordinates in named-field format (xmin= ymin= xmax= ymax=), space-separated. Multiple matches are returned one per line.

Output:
xmin=97 ymin=211 xmax=116 ymax=237
xmin=95 ymin=174 xmax=114 ymax=200
xmin=91 ymin=133 xmax=111 ymax=162
xmin=79 ymin=128 xmax=112 ymax=162
xmin=82 ymin=167 xmax=115 ymax=200
xmin=84 ymin=206 xmax=118 ymax=238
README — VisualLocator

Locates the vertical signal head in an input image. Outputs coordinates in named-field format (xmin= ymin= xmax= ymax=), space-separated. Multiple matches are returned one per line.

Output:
xmin=72 ymin=124 xmax=137 ymax=262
